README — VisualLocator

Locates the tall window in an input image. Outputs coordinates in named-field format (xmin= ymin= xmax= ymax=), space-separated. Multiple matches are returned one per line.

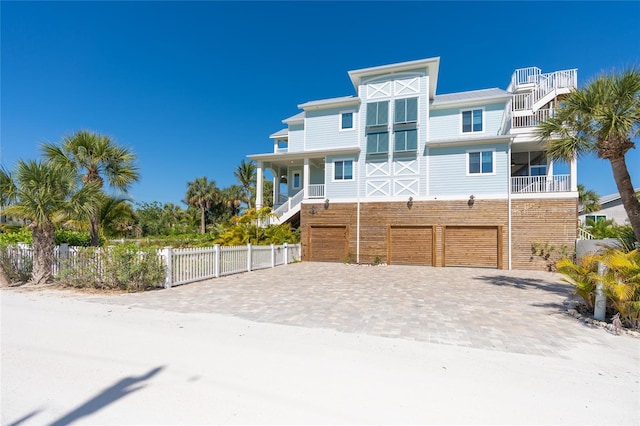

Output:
xmin=340 ymin=112 xmax=353 ymax=130
xmin=468 ymin=150 xmax=494 ymax=175
xmin=394 ymin=97 xmax=418 ymax=152
xmin=334 ymin=160 xmax=353 ymax=180
xmin=462 ymin=109 xmax=483 ymax=133
xmin=366 ymin=101 xmax=389 ymax=154
xmin=292 ymin=172 xmax=301 ymax=189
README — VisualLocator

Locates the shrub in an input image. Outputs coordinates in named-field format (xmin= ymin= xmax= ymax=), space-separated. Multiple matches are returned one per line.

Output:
xmin=0 ymin=244 xmax=32 ymax=283
xmin=57 ymin=245 xmax=165 ymax=291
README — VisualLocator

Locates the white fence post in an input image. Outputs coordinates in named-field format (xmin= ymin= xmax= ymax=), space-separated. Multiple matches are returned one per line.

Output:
xmin=162 ymin=247 xmax=173 ymax=289
xmin=247 ymin=243 xmax=252 ymax=272
xmin=271 ymin=244 xmax=275 ymax=268
xmin=284 ymin=243 xmax=289 ymax=265
xmin=214 ymin=244 xmax=220 ymax=278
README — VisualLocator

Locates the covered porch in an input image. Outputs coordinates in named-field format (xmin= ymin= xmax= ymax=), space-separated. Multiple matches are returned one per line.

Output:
xmin=510 ymin=143 xmax=577 ymax=194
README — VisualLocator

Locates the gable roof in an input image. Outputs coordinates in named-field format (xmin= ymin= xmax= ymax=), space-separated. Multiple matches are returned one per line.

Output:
xmin=282 ymin=111 xmax=305 ymax=124
xmin=269 ymin=128 xmax=288 ymax=139
xmin=348 ymin=57 xmax=440 ymax=100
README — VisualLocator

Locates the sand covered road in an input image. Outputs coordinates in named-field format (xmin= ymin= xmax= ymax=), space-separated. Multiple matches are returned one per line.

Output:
xmin=1 ymin=288 xmax=639 ymax=425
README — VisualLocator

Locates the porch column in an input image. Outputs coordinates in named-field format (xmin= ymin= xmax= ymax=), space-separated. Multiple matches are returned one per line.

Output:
xmin=303 ymin=158 xmax=310 ymax=199
xmin=256 ymin=161 xmax=263 ymax=209
xmin=273 ymin=173 xmax=280 ymax=206
xmin=570 ymin=157 xmax=578 ymax=192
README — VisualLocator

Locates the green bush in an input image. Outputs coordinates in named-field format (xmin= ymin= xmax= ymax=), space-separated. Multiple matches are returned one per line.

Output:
xmin=0 ymin=229 xmax=94 ymax=246
xmin=0 ymin=229 xmax=32 ymax=245
xmin=57 ymin=244 xmax=166 ymax=291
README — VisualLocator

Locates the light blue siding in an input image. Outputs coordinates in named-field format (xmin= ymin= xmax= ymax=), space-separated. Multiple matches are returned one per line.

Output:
xmin=325 ymin=155 xmax=358 ymax=199
xmin=429 ymin=102 xmax=507 ymax=140
xmin=287 ymin=124 xmax=304 ymax=152
xmin=429 ymin=143 xmax=509 ymax=195
xmin=305 ymin=108 xmax=359 ymax=150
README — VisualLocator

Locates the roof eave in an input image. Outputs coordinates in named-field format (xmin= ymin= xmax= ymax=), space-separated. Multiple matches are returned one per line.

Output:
xmin=431 ymin=94 xmax=512 ymax=109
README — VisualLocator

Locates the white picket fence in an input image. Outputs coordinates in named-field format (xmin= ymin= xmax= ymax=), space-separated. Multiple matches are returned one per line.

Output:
xmin=160 ymin=243 xmax=301 ymax=288
xmin=3 ymin=242 xmax=301 ymax=289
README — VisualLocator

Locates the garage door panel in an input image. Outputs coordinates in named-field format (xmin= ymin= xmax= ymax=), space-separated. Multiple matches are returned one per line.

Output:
xmin=445 ymin=226 xmax=498 ymax=268
xmin=389 ymin=226 xmax=432 ymax=266
xmin=310 ymin=226 xmax=347 ymax=262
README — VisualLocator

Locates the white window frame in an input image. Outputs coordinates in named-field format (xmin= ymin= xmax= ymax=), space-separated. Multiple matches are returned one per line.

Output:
xmin=466 ymin=148 xmax=496 ymax=176
xmin=460 ymin=107 xmax=485 ymax=134
xmin=333 ymin=158 xmax=355 ymax=182
xmin=394 ymin=97 xmax=419 ymax=125
xmin=339 ymin=110 xmax=355 ymax=132
xmin=585 ymin=215 xmax=607 ymax=223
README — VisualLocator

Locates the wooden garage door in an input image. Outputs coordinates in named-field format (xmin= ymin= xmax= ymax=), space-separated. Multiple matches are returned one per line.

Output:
xmin=388 ymin=226 xmax=433 ymax=266
xmin=309 ymin=226 xmax=348 ymax=262
xmin=445 ymin=226 xmax=499 ymax=268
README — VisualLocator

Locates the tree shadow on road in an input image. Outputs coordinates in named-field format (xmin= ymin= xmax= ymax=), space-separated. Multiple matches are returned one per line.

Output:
xmin=48 ymin=366 xmax=165 ymax=426
xmin=475 ymin=275 xmax=572 ymax=297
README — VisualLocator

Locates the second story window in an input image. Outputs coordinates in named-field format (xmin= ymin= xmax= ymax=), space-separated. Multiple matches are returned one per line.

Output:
xmin=462 ymin=109 xmax=483 ymax=133
xmin=340 ymin=112 xmax=353 ymax=130
xmin=394 ymin=129 xmax=417 ymax=152
xmin=468 ymin=150 xmax=494 ymax=175
xmin=334 ymin=160 xmax=353 ymax=181
xmin=367 ymin=132 xmax=389 ymax=155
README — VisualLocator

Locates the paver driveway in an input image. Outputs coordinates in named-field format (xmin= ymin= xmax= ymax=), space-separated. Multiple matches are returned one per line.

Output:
xmin=83 ymin=262 xmax=618 ymax=356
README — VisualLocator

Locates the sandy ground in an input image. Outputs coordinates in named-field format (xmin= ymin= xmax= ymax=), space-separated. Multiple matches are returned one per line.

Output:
xmin=1 ymin=288 xmax=639 ymax=425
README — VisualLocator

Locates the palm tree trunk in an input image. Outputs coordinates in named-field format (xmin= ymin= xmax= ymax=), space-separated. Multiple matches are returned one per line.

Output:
xmin=31 ymin=223 xmax=55 ymax=284
xmin=90 ymin=213 xmax=100 ymax=246
xmin=200 ymin=207 xmax=206 ymax=234
xmin=609 ymin=156 xmax=640 ymax=243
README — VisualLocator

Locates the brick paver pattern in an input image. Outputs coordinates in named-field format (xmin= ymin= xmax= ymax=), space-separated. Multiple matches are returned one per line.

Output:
xmin=82 ymin=262 xmax=611 ymax=356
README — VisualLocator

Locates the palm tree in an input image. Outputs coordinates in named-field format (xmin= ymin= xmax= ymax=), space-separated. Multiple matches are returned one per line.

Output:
xmin=0 ymin=160 xmax=100 ymax=284
xmin=185 ymin=177 xmax=219 ymax=234
xmin=221 ymin=185 xmax=245 ymax=217
xmin=537 ymin=69 xmax=640 ymax=242
xmin=42 ymin=130 xmax=140 ymax=246
xmin=234 ymin=160 xmax=256 ymax=209
xmin=577 ymin=184 xmax=601 ymax=213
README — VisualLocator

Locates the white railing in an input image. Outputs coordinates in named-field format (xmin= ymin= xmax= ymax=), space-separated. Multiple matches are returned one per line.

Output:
xmin=3 ymin=242 xmax=301 ymax=289
xmin=511 ymin=175 xmax=570 ymax=193
xmin=578 ymin=228 xmax=595 ymax=240
xmin=308 ymin=184 xmax=325 ymax=198
xmin=509 ymin=67 xmax=542 ymax=90
xmin=531 ymin=69 xmax=578 ymax=108
xmin=512 ymin=93 xmax=531 ymax=111
xmin=272 ymin=189 xmax=304 ymax=218
xmin=512 ymin=108 xmax=553 ymax=128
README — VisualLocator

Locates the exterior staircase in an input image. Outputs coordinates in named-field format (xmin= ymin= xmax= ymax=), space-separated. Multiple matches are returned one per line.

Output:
xmin=509 ymin=67 xmax=577 ymax=130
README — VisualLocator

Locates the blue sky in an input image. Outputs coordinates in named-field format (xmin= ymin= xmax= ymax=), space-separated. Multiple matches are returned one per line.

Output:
xmin=2 ymin=1 xmax=639 ymax=206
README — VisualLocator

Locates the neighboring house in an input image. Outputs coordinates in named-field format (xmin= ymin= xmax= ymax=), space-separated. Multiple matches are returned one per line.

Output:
xmin=248 ymin=57 xmax=579 ymax=270
xmin=579 ymin=189 xmax=640 ymax=225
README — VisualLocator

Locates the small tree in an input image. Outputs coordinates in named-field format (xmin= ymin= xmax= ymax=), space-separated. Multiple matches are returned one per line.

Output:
xmin=0 ymin=160 xmax=100 ymax=284
xmin=185 ymin=177 xmax=219 ymax=234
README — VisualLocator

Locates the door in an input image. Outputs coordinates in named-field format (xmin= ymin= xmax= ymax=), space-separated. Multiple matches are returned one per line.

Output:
xmin=308 ymin=226 xmax=348 ymax=262
xmin=388 ymin=226 xmax=433 ymax=266
xmin=444 ymin=226 xmax=500 ymax=268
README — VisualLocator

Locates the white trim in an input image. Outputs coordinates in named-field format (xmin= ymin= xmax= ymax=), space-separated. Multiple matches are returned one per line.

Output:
xmin=460 ymin=107 xmax=485 ymax=135
xmin=303 ymin=193 xmax=510 ymax=203
xmin=466 ymin=148 xmax=496 ymax=176
xmin=511 ymin=191 xmax=578 ymax=200
xmin=339 ymin=110 xmax=356 ymax=132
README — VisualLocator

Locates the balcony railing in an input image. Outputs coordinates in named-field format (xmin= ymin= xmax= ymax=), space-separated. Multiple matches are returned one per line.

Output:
xmin=308 ymin=184 xmax=325 ymax=199
xmin=511 ymin=175 xmax=570 ymax=193
xmin=512 ymin=108 xmax=553 ymax=129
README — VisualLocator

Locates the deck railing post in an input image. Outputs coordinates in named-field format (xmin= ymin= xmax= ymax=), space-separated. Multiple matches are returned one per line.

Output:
xmin=162 ymin=246 xmax=173 ymax=289
xmin=214 ymin=244 xmax=220 ymax=278
xmin=284 ymin=243 xmax=289 ymax=265
xmin=247 ymin=243 xmax=252 ymax=272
